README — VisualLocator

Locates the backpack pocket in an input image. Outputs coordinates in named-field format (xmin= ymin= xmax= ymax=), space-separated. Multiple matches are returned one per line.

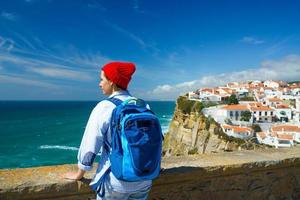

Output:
xmin=122 ymin=113 xmax=162 ymax=177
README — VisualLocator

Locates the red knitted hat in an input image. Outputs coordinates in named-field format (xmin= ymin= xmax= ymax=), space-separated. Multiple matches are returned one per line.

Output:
xmin=102 ymin=61 xmax=136 ymax=89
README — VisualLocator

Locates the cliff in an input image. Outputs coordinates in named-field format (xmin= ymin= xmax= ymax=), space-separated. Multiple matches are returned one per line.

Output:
xmin=163 ymin=96 xmax=265 ymax=156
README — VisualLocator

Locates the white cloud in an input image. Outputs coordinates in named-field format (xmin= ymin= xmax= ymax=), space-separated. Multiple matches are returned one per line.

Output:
xmin=148 ymin=54 xmax=300 ymax=100
xmin=29 ymin=67 xmax=93 ymax=81
xmin=153 ymin=84 xmax=172 ymax=93
xmin=0 ymin=34 xmax=109 ymax=82
xmin=241 ymin=36 xmax=265 ymax=45
xmin=0 ymin=74 xmax=58 ymax=89
xmin=1 ymin=11 xmax=17 ymax=21
xmin=0 ymin=36 xmax=15 ymax=52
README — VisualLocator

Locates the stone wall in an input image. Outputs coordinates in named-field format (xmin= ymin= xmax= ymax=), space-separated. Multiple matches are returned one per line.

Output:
xmin=1 ymin=146 xmax=300 ymax=200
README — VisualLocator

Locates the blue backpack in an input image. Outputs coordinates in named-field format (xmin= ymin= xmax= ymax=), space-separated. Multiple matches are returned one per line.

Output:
xmin=105 ymin=97 xmax=163 ymax=182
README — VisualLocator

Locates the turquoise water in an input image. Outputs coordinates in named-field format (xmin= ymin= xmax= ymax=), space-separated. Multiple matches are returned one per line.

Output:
xmin=0 ymin=101 xmax=175 ymax=169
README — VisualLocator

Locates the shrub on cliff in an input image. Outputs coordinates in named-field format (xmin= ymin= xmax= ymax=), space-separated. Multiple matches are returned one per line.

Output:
xmin=251 ymin=124 xmax=262 ymax=132
xmin=177 ymin=96 xmax=204 ymax=114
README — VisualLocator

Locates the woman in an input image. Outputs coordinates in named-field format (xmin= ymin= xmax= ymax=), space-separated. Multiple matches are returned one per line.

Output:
xmin=64 ymin=62 xmax=152 ymax=200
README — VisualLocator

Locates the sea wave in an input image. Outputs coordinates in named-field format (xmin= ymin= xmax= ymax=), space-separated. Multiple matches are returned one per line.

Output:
xmin=39 ymin=145 xmax=79 ymax=151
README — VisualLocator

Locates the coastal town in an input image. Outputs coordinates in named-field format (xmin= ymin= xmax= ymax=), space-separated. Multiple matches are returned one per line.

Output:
xmin=188 ymin=80 xmax=300 ymax=148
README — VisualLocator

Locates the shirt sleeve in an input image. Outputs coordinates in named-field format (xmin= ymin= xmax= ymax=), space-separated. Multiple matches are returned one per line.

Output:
xmin=77 ymin=100 xmax=114 ymax=171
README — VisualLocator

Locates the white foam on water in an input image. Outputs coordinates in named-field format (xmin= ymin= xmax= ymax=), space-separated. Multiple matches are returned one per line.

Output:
xmin=39 ymin=145 xmax=79 ymax=151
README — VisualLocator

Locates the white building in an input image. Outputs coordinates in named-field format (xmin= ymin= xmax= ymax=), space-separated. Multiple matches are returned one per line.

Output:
xmin=221 ymin=102 xmax=274 ymax=123
xmin=274 ymin=104 xmax=292 ymax=122
xmin=221 ymin=104 xmax=249 ymax=121
xmin=199 ymin=88 xmax=229 ymax=102
xmin=248 ymin=102 xmax=274 ymax=123
xmin=221 ymin=124 xmax=254 ymax=139
xmin=250 ymin=81 xmax=263 ymax=88
xmin=262 ymin=87 xmax=279 ymax=98
xmin=264 ymin=80 xmax=287 ymax=89
xmin=200 ymin=94 xmax=222 ymax=102
xmin=188 ymin=91 xmax=199 ymax=99
xmin=271 ymin=125 xmax=300 ymax=143
xmin=256 ymin=131 xmax=294 ymax=148
xmin=291 ymin=88 xmax=300 ymax=96
xmin=296 ymin=97 xmax=300 ymax=111
xmin=295 ymin=112 xmax=300 ymax=122
xmin=227 ymin=82 xmax=239 ymax=89
xmin=265 ymin=97 xmax=283 ymax=107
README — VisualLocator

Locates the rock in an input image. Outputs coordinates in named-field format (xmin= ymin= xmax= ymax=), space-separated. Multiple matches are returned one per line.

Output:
xmin=163 ymin=96 xmax=267 ymax=156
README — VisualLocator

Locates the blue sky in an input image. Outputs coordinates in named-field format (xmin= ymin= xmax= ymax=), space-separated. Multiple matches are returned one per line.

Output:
xmin=0 ymin=0 xmax=300 ymax=100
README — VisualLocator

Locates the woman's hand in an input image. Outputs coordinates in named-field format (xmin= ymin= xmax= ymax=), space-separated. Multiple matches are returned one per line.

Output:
xmin=63 ymin=169 xmax=85 ymax=180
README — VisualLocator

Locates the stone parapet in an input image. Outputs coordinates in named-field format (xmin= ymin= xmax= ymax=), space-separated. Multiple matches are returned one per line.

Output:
xmin=1 ymin=146 xmax=300 ymax=200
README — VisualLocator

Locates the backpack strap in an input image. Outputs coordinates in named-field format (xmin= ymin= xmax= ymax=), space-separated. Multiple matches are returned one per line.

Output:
xmin=106 ymin=97 xmax=123 ymax=107
xmin=94 ymin=97 xmax=123 ymax=198
xmin=103 ymin=97 xmax=123 ymax=152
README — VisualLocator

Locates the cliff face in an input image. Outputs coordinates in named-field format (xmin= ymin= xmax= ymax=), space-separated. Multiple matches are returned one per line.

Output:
xmin=163 ymin=96 xmax=260 ymax=156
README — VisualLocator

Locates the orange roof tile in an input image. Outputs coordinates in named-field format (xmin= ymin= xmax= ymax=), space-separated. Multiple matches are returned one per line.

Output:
xmin=222 ymin=125 xmax=253 ymax=133
xmin=250 ymin=107 xmax=274 ymax=111
xmin=267 ymin=98 xmax=283 ymax=102
xmin=277 ymin=133 xmax=293 ymax=140
xmin=271 ymin=125 xmax=300 ymax=132
xmin=275 ymin=104 xmax=290 ymax=109
xmin=201 ymin=88 xmax=213 ymax=93
xmin=220 ymin=88 xmax=234 ymax=94
xmin=248 ymin=102 xmax=274 ymax=111
xmin=222 ymin=104 xmax=249 ymax=111
xmin=263 ymin=87 xmax=274 ymax=90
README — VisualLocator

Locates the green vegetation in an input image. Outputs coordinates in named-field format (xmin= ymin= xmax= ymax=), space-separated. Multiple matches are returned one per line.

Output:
xmin=285 ymin=99 xmax=296 ymax=108
xmin=203 ymin=101 xmax=218 ymax=108
xmin=224 ymin=118 xmax=233 ymax=125
xmin=288 ymin=81 xmax=300 ymax=84
xmin=177 ymin=96 xmax=204 ymax=114
xmin=207 ymin=117 xmax=247 ymax=145
xmin=251 ymin=124 xmax=262 ymax=132
xmin=188 ymin=147 xmax=198 ymax=155
xmin=241 ymin=111 xmax=252 ymax=121
xmin=204 ymin=116 xmax=214 ymax=130
xmin=280 ymin=111 xmax=286 ymax=115
xmin=239 ymin=96 xmax=255 ymax=101
xmin=226 ymin=94 xmax=239 ymax=105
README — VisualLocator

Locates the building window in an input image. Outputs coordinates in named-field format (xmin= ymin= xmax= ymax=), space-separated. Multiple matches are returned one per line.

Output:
xmin=265 ymin=118 xmax=267 ymax=121
xmin=271 ymin=111 xmax=273 ymax=116
xmin=259 ymin=111 xmax=261 ymax=116
xmin=254 ymin=111 xmax=256 ymax=114
xmin=265 ymin=111 xmax=267 ymax=116
xmin=230 ymin=111 xmax=233 ymax=116
xmin=235 ymin=111 xmax=239 ymax=116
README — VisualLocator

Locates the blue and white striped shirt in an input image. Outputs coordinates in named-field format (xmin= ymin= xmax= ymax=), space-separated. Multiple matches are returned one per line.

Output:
xmin=77 ymin=90 xmax=152 ymax=193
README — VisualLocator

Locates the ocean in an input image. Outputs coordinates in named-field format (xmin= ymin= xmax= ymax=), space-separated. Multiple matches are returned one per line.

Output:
xmin=0 ymin=101 xmax=175 ymax=169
